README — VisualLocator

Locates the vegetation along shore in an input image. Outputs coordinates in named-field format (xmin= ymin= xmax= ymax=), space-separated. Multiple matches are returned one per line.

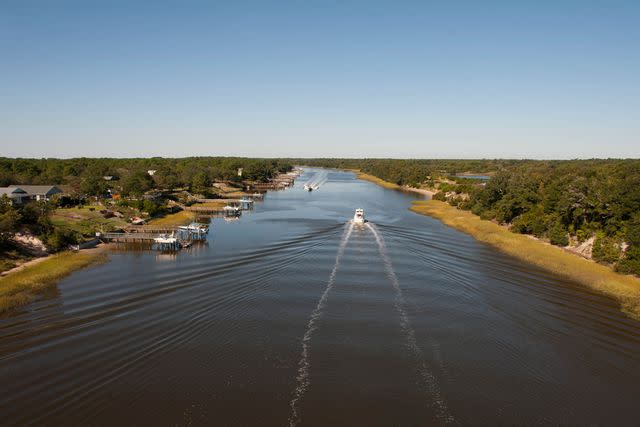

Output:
xmin=0 ymin=249 xmax=107 ymax=314
xmin=411 ymin=200 xmax=640 ymax=319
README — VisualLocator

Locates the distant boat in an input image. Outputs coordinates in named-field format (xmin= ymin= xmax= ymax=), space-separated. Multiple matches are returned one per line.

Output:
xmin=353 ymin=208 xmax=365 ymax=224
xmin=223 ymin=205 xmax=242 ymax=216
xmin=178 ymin=222 xmax=209 ymax=233
xmin=304 ymin=184 xmax=313 ymax=191
xmin=154 ymin=233 xmax=179 ymax=245
xmin=239 ymin=197 xmax=254 ymax=208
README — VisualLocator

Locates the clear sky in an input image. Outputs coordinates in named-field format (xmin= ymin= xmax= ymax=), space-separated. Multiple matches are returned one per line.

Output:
xmin=2 ymin=0 xmax=639 ymax=159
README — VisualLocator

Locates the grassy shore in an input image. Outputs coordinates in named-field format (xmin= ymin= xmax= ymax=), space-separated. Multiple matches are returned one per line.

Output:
xmin=411 ymin=200 xmax=640 ymax=319
xmin=0 ymin=250 xmax=107 ymax=314
xmin=356 ymin=171 xmax=403 ymax=190
xmin=356 ymin=171 xmax=435 ymax=196
xmin=147 ymin=210 xmax=195 ymax=227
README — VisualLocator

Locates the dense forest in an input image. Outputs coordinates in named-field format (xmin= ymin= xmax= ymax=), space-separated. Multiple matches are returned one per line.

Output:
xmin=295 ymin=158 xmax=640 ymax=276
xmin=0 ymin=157 xmax=293 ymax=195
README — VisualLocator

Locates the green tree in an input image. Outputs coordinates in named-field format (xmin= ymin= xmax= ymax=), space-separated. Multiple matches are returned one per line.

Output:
xmin=592 ymin=234 xmax=621 ymax=264
xmin=80 ymin=175 xmax=108 ymax=196
xmin=190 ymin=171 xmax=211 ymax=194
xmin=548 ymin=220 xmax=569 ymax=246
xmin=121 ymin=171 xmax=154 ymax=196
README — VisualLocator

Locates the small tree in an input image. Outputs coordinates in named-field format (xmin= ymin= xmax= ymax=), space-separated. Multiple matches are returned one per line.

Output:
xmin=592 ymin=233 xmax=622 ymax=264
xmin=548 ymin=220 xmax=569 ymax=246
xmin=190 ymin=172 xmax=210 ymax=195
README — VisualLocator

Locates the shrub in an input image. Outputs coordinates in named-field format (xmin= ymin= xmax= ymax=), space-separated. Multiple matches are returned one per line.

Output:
xmin=548 ymin=220 xmax=569 ymax=246
xmin=479 ymin=209 xmax=496 ymax=221
xmin=592 ymin=233 xmax=622 ymax=264
xmin=511 ymin=208 xmax=548 ymax=237
xmin=617 ymin=247 xmax=640 ymax=276
xmin=44 ymin=229 xmax=78 ymax=252
xmin=432 ymin=191 xmax=446 ymax=201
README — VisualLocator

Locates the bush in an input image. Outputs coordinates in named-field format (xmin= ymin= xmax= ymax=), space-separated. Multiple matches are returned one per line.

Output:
xmin=592 ymin=234 xmax=622 ymax=264
xmin=548 ymin=221 xmax=569 ymax=246
xmin=141 ymin=200 xmax=165 ymax=217
xmin=44 ymin=229 xmax=78 ymax=252
xmin=617 ymin=247 xmax=640 ymax=276
xmin=432 ymin=191 xmax=446 ymax=201
xmin=479 ymin=209 xmax=496 ymax=221
xmin=511 ymin=208 xmax=548 ymax=237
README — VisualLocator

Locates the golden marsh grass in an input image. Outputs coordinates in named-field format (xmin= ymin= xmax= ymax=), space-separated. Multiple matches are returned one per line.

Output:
xmin=356 ymin=172 xmax=403 ymax=190
xmin=0 ymin=251 xmax=106 ymax=314
xmin=411 ymin=200 xmax=640 ymax=319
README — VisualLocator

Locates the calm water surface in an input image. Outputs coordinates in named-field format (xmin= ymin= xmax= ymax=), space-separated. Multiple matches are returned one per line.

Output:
xmin=1 ymin=169 xmax=639 ymax=426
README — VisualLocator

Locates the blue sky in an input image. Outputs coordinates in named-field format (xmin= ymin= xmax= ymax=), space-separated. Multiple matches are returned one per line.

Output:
xmin=1 ymin=0 xmax=639 ymax=158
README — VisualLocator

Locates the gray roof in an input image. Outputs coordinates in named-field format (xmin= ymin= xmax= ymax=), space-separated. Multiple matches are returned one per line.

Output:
xmin=8 ymin=185 xmax=63 ymax=196
xmin=0 ymin=187 xmax=28 ymax=197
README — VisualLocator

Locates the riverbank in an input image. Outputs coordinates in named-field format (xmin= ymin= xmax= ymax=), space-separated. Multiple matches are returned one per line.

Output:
xmin=0 ymin=247 xmax=108 ymax=314
xmin=356 ymin=171 xmax=435 ymax=197
xmin=411 ymin=200 xmax=640 ymax=319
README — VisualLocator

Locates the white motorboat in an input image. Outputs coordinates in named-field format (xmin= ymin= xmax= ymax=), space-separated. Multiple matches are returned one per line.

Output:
xmin=353 ymin=208 xmax=365 ymax=223
xmin=304 ymin=184 xmax=313 ymax=191
xmin=154 ymin=233 xmax=178 ymax=245
xmin=178 ymin=222 xmax=209 ymax=233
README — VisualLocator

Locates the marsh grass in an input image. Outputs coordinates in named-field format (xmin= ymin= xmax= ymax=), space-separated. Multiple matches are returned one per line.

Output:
xmin=356 ymin=172 xmax=403 ymax=190
xmin=0 ymin=251 xmax=106 ymax=314
xmin=411 ymin=200 xmax=640 ymax=319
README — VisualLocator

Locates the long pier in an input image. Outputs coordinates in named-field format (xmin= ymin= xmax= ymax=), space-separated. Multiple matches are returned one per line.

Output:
xmin=123 ymin=225 xmax=181 ymax=233
xmin=101 ymin=227 xmax=208 ymax=247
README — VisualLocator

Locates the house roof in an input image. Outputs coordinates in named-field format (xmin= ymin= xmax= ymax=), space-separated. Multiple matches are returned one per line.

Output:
xmin=0 ymin=187 xmax=28 ymax=197
xmin=8 ymin=185 xmax=63 ymax=195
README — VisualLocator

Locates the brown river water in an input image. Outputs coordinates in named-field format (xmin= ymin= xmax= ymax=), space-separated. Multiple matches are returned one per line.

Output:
xmin=1 ymin=168 xmax=639 ymax=426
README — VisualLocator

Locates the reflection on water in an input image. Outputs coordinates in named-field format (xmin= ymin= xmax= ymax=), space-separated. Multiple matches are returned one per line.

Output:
xmin=1 ymin=169 xmax=639 ymax=426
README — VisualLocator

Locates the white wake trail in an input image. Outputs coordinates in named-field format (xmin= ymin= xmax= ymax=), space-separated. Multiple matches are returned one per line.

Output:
xmin=288 ymin=221 xmax=355 ymax=426
xmin=305 ymin=170 xmax=328 ymax=189
xmin=366 ymin=223 xmax=454 ymax=424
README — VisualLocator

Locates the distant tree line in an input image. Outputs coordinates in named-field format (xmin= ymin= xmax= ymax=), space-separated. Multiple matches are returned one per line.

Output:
xmin=0 ymin=157 xmax=293 ymax=196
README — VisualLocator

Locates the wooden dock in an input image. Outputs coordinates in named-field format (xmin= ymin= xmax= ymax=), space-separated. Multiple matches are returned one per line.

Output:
xmin=123 ymin=225 xmax=180 ymax=233
xmin=101 ymin=227 xmax=208 ymax=247
xmin=185 ymin=206 xmax=242 ymax=216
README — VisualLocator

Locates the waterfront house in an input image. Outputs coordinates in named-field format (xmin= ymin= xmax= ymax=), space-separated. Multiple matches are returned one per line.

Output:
xmin=9 ymin=185 xmax=63 ymax=201
xmin=0 ymin=187 xmax=30 ymax=205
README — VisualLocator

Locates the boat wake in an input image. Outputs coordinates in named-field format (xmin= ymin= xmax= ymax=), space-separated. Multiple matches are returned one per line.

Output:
xmin=366 ymin=222 xmax=454 ymax=424
xmin=288 ymin=221 xmax=355 ymax=426
xmin=303 ymin=170 xmax=329 ymax=191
